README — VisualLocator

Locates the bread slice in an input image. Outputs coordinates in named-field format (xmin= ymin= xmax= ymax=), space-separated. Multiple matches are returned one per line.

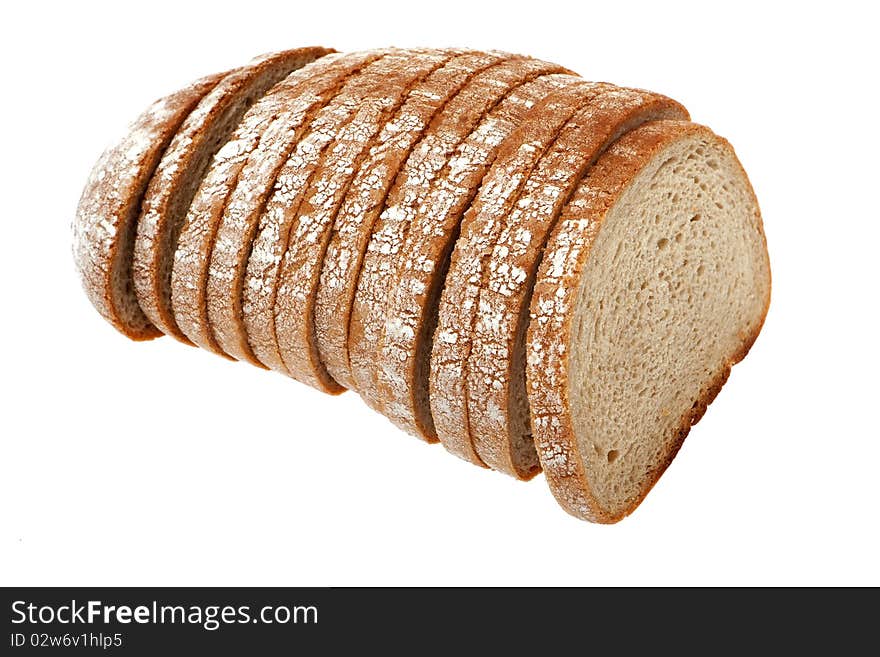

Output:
xmin=348 ymin=56 xmax=572 ymax=412
xmin=236 ymin=49 xmax=454 ymax=379
xmin=171 ymin=51 xmax=380 ymax=357
xmin=313 ymin=50 xmax=509 ymax=390
xmin=431 ymin=81 xmax=614 ymax=465
xmin=467 ymin=90 xmax=690 ymax=479
xmin=527 ymin=120 xmax=770 ymax=522
xmin=73 ymin=72 xmax=223 ymax=340
xmin=132 ymin=47 xmax=330 ymax=342
xmin=375 ymin=73 xmax=581 ymax=441
xmin=272 ymin=50 xmax=470 ymax=392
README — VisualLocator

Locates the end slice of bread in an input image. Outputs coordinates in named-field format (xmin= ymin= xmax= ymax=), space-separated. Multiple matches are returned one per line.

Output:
xmin=527 ymin=120 xmax=771 ymax=522
xmin=73 ymin=72 xmax=223 ymax=340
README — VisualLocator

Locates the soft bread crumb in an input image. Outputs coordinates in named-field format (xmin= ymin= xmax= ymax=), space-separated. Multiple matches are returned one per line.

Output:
xmin=528 ymin=120 xmax=770 ymax=522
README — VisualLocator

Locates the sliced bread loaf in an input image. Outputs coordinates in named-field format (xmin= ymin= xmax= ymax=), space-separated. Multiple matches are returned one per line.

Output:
xmin=313 ymin=50 xmax=508 ymax=390
xmin=73 ymin=72 xmax=223 ymax=340
xmin=348 ymin=56 xmax=573 ymax=412
xmin=528 ymin=120 xmax=770 ymax=521
xmin=375 ymin=73 xmax=581 ymax=441
xmin=171 ymin=51 xmax=376 ymax=356
xmin=430 ymin=81 xmax=613 ymax=465
xmin=132 ymin=47 xmax=330 ymax=342
xmin=467 ymin=90 xmax=689 ymax=479
xmin=271 ymin=51 xmax=468 ymax=392
xmin=237 ymin=50 xmax=454 ymax=377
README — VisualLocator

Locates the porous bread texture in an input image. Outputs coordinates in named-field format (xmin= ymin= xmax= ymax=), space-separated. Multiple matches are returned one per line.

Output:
xmin=237 ymin=50 xmax=456 ymax=384
xmin=527 ymin=120 xmax=770 ymax=522
xmin=314 ymin=50 xmax=509 ymax=390
xmin=172 ymin=50 xmax=370 ymax=357
xmin=73 ymin=72 xmax=223 ymax=340
xmin=431 ymin=81 xmax=611 ymax=465
xmin=132 ymin=48 xmax=330 ymax=342
xmin=466 ymin=89 xmax=689 ymax=480
xmin=375 ymin=73 xmax=580 ymax=441
xmin=272 ymin=50 xmax=462 ymax=392
xmin=348 ymin=56 xmax=572 ymax=413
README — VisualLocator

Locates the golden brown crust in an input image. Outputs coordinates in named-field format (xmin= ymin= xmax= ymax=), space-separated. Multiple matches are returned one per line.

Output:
xmin=431 ymin=81 xmax=610 ymax=465
xmin=313 ymin=50 xmax=508 ymax=390
xmin=272 ymin=50 xmax=460 ymax=392
xmin=348 ymin=56 xmax=573 ymax=413
xmin=132 ymin=48 xmax=330 ymax=343
xmin=526 ymin=120 xmax=770 ymax=522
xmin=468 ymin=91 xmax=689 ymax=479
xmin=236 ymin=50 xmax=452 ymax=382
xmin=376 ymin=73 xmax=578 ymax=441
xmin=206 ymin=50 xmax=408 ymax=371
xmin=172 ymin=50 xmax=367 ymax=358
xmin=73 ymin=72 xmax=223 ymax=340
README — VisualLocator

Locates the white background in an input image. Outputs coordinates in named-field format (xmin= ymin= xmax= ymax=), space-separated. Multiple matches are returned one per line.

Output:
xmin=1 ymin=0 xmax=877 ymax=586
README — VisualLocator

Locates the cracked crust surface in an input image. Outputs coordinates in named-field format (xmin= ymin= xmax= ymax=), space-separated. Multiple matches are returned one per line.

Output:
xmin=431 ymin=81 xmax=610 ymax=465
xmin=198 ymin=49 xmax=399 ymax=367
xmin=348 ymin=55 xmax=573 ymax=413
xmin=272 ymin=50 xmax=462 ymax=392
xmin=172 ymin=51 xmax=382 ymax=357
xmin=313 ymin=50 xmax=509 ymax=390
xmin=526 ymin=120 xmax=770 ymax=521
xmin=73 ymin=72 xmax=223 ymax=340
xmin=237 ymin=49 xmax=455 ymax=380
xmin=375 ymin=73 xmax=580 ymax=441
xmin=132 ymin=48 xmax=329 ymax=342
xmin=467 ymin=89 xmax=689 ymax=479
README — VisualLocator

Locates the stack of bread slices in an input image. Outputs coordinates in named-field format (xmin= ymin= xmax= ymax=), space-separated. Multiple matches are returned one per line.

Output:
xmin=73 ymin=47 xmax=771 ymax=523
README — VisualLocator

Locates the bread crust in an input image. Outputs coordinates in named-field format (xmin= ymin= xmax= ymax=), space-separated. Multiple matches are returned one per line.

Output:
xmin=272 ymin=50 xmax=461 ymax=392
xmin=201 ymin=49 xmax=397 ymax=366
xmin=348 ymin=56 xmax=572 ymax=413
xmin=172 ymin=51 xmax=371 ymax=357
xmin=431 ymin=81 xmax=610 ymax=465
xmin=132 ymin=48 xmax=331 ymax=342
xmin=73 ymin=72 xmax=223 ymax=340
xmin=526 ymin=120 xmax=771 ymax=521
xmin=313 ymin=50 xmax=508 ymax=390
xmin=467 ymin=90 xmax=689 ymax=479
xmin=237 ymin=49 xmax=454 ymax=380
xmin=376 ymin=73 xmax=579 ymax=440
